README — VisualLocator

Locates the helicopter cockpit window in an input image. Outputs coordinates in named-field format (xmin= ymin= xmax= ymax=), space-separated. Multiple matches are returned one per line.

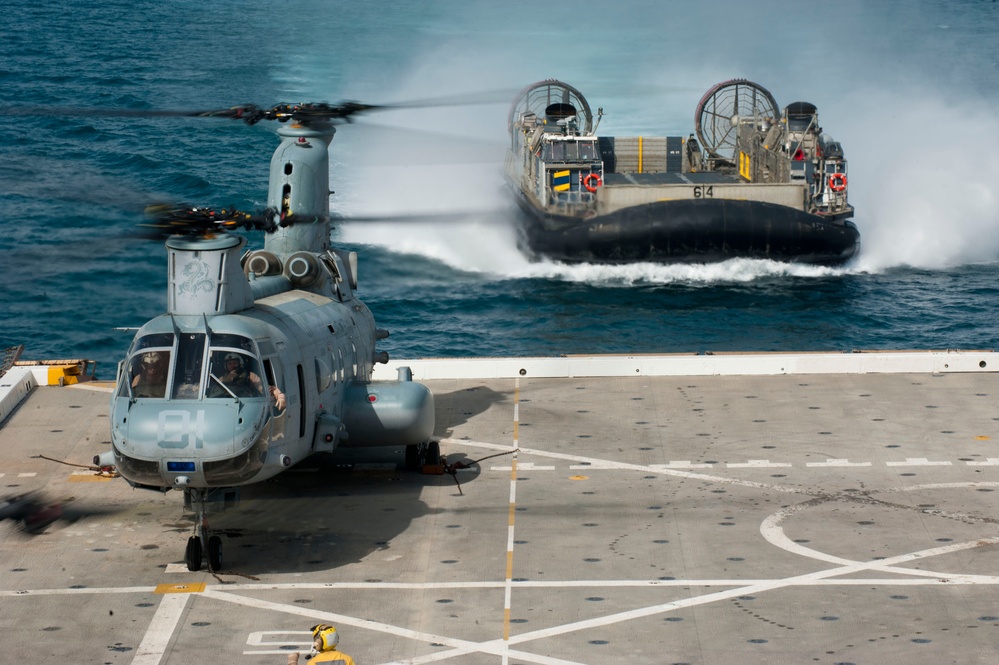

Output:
xmin=125 ymin=350 xmax=171 ymax=398
xmin=209 ymin=333 xmax=255 ymax=353
xmin=171 ymin=333 xmax=206 ymax=400
xmin=134 ymin=333 xmax=174 ymax=351
xmin=206 ymin=350 xmax=264 ymax=399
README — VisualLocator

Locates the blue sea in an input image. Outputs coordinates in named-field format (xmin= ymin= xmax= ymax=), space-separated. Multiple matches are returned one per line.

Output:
xmin=2 ymin=0 xmax=998 ymax=376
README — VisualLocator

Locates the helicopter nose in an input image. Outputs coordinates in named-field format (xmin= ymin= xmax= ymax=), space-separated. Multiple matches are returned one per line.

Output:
xmin=112 ymin=401 xmax=269 ymax=488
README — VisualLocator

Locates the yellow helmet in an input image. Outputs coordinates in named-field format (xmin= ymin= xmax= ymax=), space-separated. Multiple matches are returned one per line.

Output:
xmin=310 ymin=624 xmax=339 ymax=651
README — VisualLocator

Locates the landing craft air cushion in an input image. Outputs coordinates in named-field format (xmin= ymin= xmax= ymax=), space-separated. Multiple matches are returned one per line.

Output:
xmin=98 ymin=108 xmax=436 ymax=572
xmin=506 ymin=79 xmax=861 ymax=265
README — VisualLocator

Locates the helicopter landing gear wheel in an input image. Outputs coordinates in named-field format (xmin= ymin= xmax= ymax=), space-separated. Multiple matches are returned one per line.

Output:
xmin=183 ymin=488 xmax=228 ymax=573
xmin=405 ymin=444 xmax=420 ymax=470
xmin=208 ymin=535 xmax=223 ymax=571
xmin=185 ymin=536 xmax=203 ymax=572
xmin=425 ymin=440 xmax=441 ymax=465
xmin=695 ymin=79 xmax=779 ymax=163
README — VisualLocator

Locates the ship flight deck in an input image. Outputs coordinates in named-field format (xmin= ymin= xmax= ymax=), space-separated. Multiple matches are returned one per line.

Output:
xmin=1 ymin=351 xmax=998 ymax=664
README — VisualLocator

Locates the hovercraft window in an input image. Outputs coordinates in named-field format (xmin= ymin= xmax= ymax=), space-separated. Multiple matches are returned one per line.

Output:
xmin=546 ymin=142 xmax=566 ymax=162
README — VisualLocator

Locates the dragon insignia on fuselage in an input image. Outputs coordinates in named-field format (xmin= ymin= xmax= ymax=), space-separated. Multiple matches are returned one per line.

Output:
xmin=177 ymin=260 xmax=215 ymax=295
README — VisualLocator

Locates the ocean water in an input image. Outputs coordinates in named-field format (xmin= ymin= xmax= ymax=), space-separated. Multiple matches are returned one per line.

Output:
xmin=2 ymin=0 xmax=998 ymax=375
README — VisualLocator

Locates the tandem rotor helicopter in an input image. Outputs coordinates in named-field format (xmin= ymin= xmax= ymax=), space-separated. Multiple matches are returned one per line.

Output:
xmin=75 ymin=101 xmax=450 ymax=572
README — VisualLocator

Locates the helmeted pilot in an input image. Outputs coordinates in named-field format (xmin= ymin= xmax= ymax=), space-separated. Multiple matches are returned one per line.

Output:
xmin=132 ymin=352 xmax=167 ymax=398
xmin=220 ymin=353 xmax=263 ymax=397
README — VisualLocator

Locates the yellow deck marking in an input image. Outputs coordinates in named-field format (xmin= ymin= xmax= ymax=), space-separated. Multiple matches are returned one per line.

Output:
xmin=68 ymin=472 xmax=113 ymax=482
xmin=154 ymin=583 xmax=206 ymax=594
xmin=569 ymin=475 xmax=589 ymax=481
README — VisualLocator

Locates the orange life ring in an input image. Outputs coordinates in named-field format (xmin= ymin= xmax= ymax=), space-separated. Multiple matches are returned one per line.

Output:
xmin=583 ymin=173 xmax=602 ymax=193
xmin=828 ymin=173 xmax=847 ymax=192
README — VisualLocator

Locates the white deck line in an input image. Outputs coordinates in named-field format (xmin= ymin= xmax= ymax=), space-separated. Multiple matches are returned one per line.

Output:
xmin=375 ymin=350 xmax=998 ymax=381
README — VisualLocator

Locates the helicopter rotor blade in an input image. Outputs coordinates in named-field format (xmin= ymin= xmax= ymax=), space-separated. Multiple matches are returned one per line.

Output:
xmin=0 ymin=89 xmax=520 ymax=126
xmin=333 ymin=208 xmax=513 ymax=225
xmin=135 ymin=204 xmax=296 ymax=240
xmin=0 ymin=103 xmax=381 ymax=125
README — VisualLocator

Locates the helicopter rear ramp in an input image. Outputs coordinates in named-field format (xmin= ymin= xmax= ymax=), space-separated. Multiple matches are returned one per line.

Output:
xmin=2 ymin=351 xmax=999 ymax=664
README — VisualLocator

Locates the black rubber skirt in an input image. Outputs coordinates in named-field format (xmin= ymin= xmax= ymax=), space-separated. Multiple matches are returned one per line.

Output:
xmin=515 ymin=198 xmax=860 ymax=265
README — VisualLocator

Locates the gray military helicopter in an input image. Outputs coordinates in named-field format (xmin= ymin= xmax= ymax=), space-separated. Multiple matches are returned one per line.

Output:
xmin=92 ymin=103 xmax=438 ymax=572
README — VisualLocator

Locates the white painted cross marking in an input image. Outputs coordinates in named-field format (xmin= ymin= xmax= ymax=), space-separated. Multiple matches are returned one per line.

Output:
xmin=887 ymin=458 xmax=952 ymax=467
xmin=650 ymin=462 xmax=715 ymax=469
xmin=132 ymin=593 xmax=190 ymax=665
xmin=491 ymin=463 xmax=554 ymax=471
xmin=244 ymin=631 xmax=313 ymax=655
xmin=806 ymin=459 xmax=873 ymax=467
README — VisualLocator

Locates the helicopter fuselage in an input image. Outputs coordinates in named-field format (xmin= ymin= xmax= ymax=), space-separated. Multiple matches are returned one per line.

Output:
xmin=108 ymin=231 xmax=433 ymax=494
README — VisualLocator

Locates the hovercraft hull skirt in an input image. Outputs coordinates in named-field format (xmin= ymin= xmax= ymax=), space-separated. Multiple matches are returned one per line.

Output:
xmin=516 ymin=197 xmax=860 ymax=266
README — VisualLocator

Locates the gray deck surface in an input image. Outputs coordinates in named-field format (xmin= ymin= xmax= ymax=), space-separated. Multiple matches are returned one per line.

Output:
xmin=2 ymin=370 xmax=999 ymax=664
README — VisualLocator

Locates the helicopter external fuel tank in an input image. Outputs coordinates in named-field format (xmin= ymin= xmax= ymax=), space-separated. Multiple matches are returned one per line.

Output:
xmin=339 ymin=368 xmax=436 ymax=448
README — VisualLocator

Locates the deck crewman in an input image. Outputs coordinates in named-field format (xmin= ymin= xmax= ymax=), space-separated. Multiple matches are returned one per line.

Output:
xmin=287 ymin=624 xmax=356 ymax=664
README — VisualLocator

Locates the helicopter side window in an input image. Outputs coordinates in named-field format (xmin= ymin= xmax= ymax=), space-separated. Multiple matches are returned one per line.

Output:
xmin=207 ymin=350 xmax=264 ymax=398
xmin=172 ymin=333 xmax=206 ymax=400
xmin=126 ymin=350 xmax=171 ymax=398
xmin=262 ymin=358 xmax=286 ymax=413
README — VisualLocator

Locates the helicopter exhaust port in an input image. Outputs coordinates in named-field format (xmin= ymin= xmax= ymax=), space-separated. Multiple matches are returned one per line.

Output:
xmin=243 ymin=250 xmax=282 ymax=277
xmin=283 ymin=251 xmax=322 ymax=287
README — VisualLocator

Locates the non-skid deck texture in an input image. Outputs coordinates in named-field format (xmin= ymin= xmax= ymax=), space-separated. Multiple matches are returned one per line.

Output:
xmin=2 ymin=371 xmax=998 ymax=664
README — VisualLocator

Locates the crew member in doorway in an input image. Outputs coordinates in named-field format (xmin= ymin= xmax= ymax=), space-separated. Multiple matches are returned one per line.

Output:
xmin=269 ymin=384 xmax=287 ymax=411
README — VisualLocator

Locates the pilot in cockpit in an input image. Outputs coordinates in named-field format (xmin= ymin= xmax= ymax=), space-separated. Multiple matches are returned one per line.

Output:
xmin=220 ymin=353 xmax=263 ymax=397
xmin=132 ymin=352 xmax=167 ymax=398
xmin=207 ymin=351 xmax=286 ymax=407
